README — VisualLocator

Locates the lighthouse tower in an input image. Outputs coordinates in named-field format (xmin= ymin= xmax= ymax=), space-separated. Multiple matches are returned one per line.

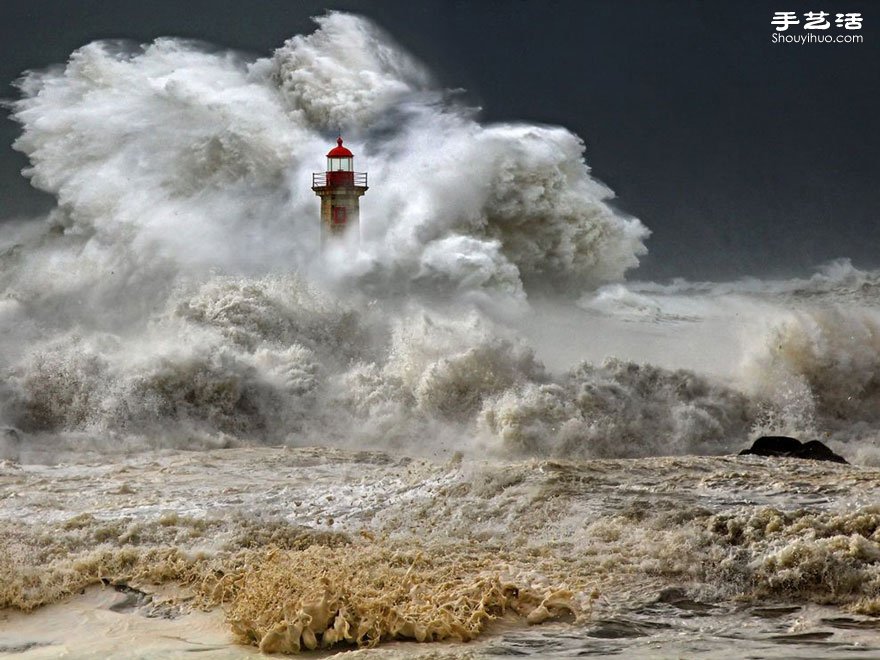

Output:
xmin=311 ymin=137 xmax=368 ymax=246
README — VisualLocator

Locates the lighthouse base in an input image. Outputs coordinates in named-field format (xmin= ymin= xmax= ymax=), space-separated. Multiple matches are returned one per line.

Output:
xmin=312 ymin=185 xmax=367 ymax=247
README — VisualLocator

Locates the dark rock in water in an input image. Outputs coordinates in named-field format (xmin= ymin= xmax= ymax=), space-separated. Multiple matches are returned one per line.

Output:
xmin=799 ymin=440 xmax=848 ymax=463
xmin=739 ymin=436 xmax=847 ymax=464
xmin=744 ymin=435 xmax=802 ymax=455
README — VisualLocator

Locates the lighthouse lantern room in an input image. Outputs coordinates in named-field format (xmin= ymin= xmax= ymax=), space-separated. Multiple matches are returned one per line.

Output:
xmin=312 ymin=137 xmax=368 ymax=245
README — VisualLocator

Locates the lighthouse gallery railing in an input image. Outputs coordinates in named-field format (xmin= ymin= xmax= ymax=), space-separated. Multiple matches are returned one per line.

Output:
xmin=312 ymin=172 xmax=368 ymax=188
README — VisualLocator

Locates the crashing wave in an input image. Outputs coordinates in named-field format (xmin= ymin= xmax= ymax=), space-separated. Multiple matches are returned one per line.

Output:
xmin=10 ymin=12 xmax=647 ymax=299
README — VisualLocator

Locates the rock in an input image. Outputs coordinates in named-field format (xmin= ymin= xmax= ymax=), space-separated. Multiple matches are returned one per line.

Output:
xmin=739 ymin=436 xmax=847 ymax=464
xmin=743 ymin=435 xmax=802 ymax=455
xmin=799 ymin=440 xmax=849 ymax=463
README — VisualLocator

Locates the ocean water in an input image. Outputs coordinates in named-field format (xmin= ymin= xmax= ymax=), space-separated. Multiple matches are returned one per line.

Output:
xmin=2 ymin=11 xmax=880 ymax=658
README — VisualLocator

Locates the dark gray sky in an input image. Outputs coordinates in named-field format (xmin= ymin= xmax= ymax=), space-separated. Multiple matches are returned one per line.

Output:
xmin=1 ymin=0 xmax=877 ymax=280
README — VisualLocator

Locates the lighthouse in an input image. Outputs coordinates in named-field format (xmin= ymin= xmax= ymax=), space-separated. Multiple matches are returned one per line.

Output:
xmin=311 ymin=137 xmax=368 ymax=246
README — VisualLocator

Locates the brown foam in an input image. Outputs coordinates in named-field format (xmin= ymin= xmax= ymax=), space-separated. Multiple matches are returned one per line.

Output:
xmin=218 ymin=545 xmax=578 ymax=653
xmin=0 ymin=515 xmax=580 ymax=654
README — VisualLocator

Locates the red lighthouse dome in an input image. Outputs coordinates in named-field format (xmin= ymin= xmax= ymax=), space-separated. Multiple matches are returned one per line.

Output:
xmin=326 ymin=137 xmax=353 ymax=158
xmin=325 ymin=136 xmax=354 ymax=173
